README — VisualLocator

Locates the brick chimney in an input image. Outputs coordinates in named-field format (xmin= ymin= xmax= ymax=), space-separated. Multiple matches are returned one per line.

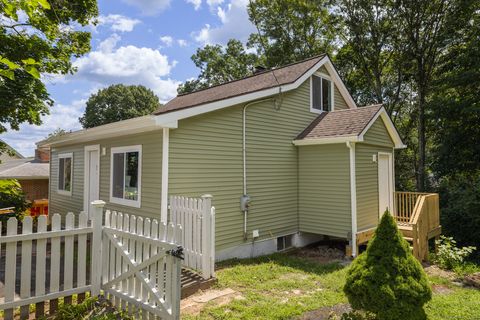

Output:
xmin=35 ymin=147 xmax=50 ymax=162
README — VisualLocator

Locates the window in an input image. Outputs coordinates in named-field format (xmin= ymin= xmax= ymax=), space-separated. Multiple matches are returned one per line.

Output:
xmin=110 ymin=145 xmax=141 ymax=207
xmin=311 ymin=74 xmax=333 ymax=113
xmin=58 ymin=153 xmax=73 ymax=195
xmin=277 ymin=235 xmax=293 ymax=251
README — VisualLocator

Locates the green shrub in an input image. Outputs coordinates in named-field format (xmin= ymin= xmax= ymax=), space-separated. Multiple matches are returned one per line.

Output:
xmin=433 ymin=235 xmax=476 ymax=270
xmin=344 ymin=211 xmax=432 ymax=320
xmin=0 ymin=179 xmax=29 ymax=227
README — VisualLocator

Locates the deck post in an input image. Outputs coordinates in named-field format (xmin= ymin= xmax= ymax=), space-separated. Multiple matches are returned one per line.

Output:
xmin=91 ymin=200 xmax=106 ymax=297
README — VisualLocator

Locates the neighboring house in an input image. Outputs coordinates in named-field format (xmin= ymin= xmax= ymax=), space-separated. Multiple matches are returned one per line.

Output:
xmin=0 ymin=147 xmax=50 ymax=201
xmin=0 ymin=139 xmax=24 ymax=162
xmin=38 ymin=55 xmax=406 ymax=260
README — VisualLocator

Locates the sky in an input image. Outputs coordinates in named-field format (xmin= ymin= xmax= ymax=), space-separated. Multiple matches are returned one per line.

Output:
xmin=2 ymin=0 xmax=256 ymax=157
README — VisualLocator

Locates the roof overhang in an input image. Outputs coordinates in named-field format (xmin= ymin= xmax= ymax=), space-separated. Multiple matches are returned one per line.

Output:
xmin=154 ymin=55 xmax=357 ymax=126
xmin=0 ymin=175 xmax=49 ymax=180
xmin=37 ymin=115 xmax=178 ymax=148
xmin=293 ymin=107 xmax=406 ymax=149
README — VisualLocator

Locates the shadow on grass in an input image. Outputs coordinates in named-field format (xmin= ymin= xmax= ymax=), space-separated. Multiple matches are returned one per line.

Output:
xmin=216 ymin=251 xmax=347 ymax=276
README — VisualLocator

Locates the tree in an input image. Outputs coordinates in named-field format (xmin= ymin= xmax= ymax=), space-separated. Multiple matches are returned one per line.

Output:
xmin=80 ymin=84 xmax=161 ymax=128
xmin=247 ymin=0 xmax=338 ymax=68
xmin=178 ymin=39 xmax=259 ymax=94
xmin=344 ymin=211 xmax=431 ymax=319
xmin=0 ymin=0 xmax=98 ymax=136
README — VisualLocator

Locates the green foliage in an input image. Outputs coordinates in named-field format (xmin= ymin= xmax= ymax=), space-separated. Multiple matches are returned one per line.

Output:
xmin=0 ymin=179 xmax=29 ymax=224
xmin=247 ymin=0 xmax=338 ymax=68
xmin=79 ymin=84 xmax=161 ymax=128
xmin=344 ymin=211 xmax=432 ymax=320
xmin=437 ymin=173 xmax=480 ymax=262
xmin=177 ymin=39 xmax=259 ymax=94
xmin=0 ymin=0 xmax=98 ymax=134
xmin=433 ymin=237 xmax=476 ymax=271
xmin=54 ymin=296 xmax=133 ymax=320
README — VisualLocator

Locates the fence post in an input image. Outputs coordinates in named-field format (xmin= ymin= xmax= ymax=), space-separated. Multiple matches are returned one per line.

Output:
xmin=91 ymin=200 xmax=106 ymax=297
xmin=201 ymin=194 xmax=213 ymax=278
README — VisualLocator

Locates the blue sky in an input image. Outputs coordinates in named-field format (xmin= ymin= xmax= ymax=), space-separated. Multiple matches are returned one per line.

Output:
xmin=2 ymin=0 xmax=255 ymax=156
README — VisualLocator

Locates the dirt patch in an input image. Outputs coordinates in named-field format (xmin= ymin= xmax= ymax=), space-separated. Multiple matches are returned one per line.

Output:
xmin=424 ymin=265 xmax=458 ymax=281
xmin=181 ymin=288 xmax=240 ymax=316
xmin=297 ymin=304 xmax=352 ymax=320
xmin=464 ymin=272 xmax=480 ymax=289
xmin=432 ymin=284 xmax=454 ymax=295
xmin=294 ymin=245 xmax=350 ymax=265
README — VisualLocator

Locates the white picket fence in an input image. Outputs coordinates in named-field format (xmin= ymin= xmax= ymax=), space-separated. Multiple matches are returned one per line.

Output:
xmin=0 ymin=201 xmax=184 ymax=320
xmin=169 ymin=195 xmax=215 ymax=279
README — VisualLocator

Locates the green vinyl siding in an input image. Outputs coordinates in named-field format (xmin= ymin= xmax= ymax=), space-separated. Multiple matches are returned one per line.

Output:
xmin=49 ymin=130 xmax=163 ymax=218
xmin=49 ymin=145 xmax=84 ymax=215
xmin=298 ymin=144 xmax=351 ymax=238
xmin=169 ymin=80 xmax=318 ymax=250
xmin=356 ymin=117 xmax=395 ymax=231
xmin=334 ymin=86 xmax=348 ymax=110
xmin=363 ymin=117 xmax=394 ymax=147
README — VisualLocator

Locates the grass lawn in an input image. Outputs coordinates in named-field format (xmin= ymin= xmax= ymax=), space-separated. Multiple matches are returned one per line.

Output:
xmin=183 ymin=252 xmax=480 ymax=320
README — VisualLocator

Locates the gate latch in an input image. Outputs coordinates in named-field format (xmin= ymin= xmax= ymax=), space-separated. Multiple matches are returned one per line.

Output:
xmin=167 ymin=246 xmax=184 ymax=260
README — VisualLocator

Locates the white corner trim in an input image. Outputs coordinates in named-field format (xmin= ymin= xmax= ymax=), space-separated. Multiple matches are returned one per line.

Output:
xmin=359 ymin=107 xmax=406 ymax=149
xmin=83 ymin=144 xmax=100 ymax=213
xmin=293 ymin=135 xmax=361 ymax=146
xmin=160 ymin=128 xmax=169 ymax=223
xmin=109 ymin=145 xmax=142 ymax=208
xmin=57 ymin=152 xmax=73 ymax=196
xmin=155 ymin=56 xmax=357 ymax=126
xmin=347 ymin=141 xmax=357 ymax=257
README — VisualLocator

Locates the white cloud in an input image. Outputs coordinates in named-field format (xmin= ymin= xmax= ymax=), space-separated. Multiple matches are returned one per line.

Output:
xmin=72 ymin=35 xmax=179 ymax=103
xmin=207 ymin=0 xmax=224 ymax=7
xmin=160 ymin=35 xmax=174 ymax=47
xmin=1 ymin=99 xmax=86 ymax=156
xmin=121 ymin=0 xmax=171 ymax=15
xmin=193 ymin=0 xmax=255 ymax=45
xmin=177 ymin=39 xmax=188 ymax=47
xmin=97 ymin=14 xmax=141 ymax=32
xmin=186 ymin=0 xmax=202 ymax=10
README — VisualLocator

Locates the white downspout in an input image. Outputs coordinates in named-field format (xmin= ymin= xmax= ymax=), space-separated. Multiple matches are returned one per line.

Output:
xmin=347 ymin=141 xmax=357 ymax=257
xmin=161 ymin=127 xmax=169 ymax=223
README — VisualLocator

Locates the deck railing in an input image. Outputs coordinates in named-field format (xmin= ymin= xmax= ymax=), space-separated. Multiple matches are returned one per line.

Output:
xmin=393 ymin=191 xmax=430 ymax=223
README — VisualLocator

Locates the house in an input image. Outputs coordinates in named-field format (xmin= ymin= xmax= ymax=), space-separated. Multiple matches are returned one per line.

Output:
xmin=0 ymin=146 xmax=50 ymax=201
xmin=38 ymin=55 xmax=439 ymax=261
xmin=0 ymin=139 xmax=24 ymax=162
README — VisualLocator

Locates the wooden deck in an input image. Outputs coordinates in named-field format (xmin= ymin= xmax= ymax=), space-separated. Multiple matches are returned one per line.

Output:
xmin=356 ymin=191 xmax=441 ymax=261
xmin=181 ymin=269 xmax=217 ymax=299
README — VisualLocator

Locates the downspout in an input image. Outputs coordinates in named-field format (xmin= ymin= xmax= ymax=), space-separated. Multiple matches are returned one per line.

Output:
xmin=346 ymin=141 xmax=357 ymax=257
xmin=242 ymin=98 xmax=275 ymax=240
xmin=161 ymin=127 xmax=169 ymax=223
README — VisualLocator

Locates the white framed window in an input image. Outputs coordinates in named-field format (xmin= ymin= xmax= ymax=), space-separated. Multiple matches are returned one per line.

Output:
xmin=310 ymin=74 xmax=333 ymax=113
xmin=57 ymin=153 xmax=73 ymax=196
xmin=110 ymin=145 xmax=142 ymax=208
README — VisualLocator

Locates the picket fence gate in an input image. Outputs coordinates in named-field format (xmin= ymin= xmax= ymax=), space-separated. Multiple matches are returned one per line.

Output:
xmin=0 ymin=201 xmax=185 ymax=320
xmin=169 ymin=195 xmax=215 ymax=279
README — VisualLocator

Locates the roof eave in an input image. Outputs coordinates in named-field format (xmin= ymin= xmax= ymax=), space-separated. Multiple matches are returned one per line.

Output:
xmin=293 ymin=135 xmax=361 ymax=146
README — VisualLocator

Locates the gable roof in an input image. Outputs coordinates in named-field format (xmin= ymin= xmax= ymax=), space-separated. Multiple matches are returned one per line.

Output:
xmin=294 ymin=105 xmax=405 ymax=148
xmin=0 ymin=139 xmax=24 ymax=161
xmin=154 ymin=55 xmax=327 ymax=115
xmin=0 ymin=158 xmax=49 ymax=180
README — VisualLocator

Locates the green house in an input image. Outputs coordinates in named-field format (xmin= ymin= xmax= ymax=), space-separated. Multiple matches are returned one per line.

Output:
xmin=39 ymin=55 xmax=407 ymax=260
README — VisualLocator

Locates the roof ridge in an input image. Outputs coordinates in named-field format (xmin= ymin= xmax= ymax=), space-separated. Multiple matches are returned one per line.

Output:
xmin=175 ymin=54 xmax=327 ymax=98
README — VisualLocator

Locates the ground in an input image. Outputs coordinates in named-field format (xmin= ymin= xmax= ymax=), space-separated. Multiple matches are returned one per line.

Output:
xmin=181 ymin=246 xmax=480 ymax=320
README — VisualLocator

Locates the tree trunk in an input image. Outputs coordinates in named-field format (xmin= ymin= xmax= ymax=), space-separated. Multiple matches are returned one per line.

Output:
xmin=417 ymin=90 xmax=426 ymax=192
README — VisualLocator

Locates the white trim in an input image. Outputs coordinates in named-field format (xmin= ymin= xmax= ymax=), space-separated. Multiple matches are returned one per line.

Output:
xmin=37 ymin=116 xmax=174 ymax=148
xmin=377 ymin=152 xmax=394 ymax=216
xmin=347 ymin=142 xmax=357 ymax=257
xmin=359 ymin=107 xmax=406 ymax=149
xmin=57 ymin=152 xmax=73 ymax=196
xmin=309 ymin=75 xmax=335 ymax=114
xmin=293 ymin=135 xmax=360 ymax=146
xmin=155 ymin=56 xmax=357 ymax=126
xmin=83 ymin=145 xmax=100 ymax=213
xmin=109 ymin=145 xmax=142 ymax=208
xmin=160 ymin=128 xmax=169 ymax=222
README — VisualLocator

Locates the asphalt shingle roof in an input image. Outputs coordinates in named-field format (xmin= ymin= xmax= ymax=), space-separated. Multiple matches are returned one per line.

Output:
xmin=296 ymin=105 xmax=383 ymax=141
xmin=154 ymin=54 xmax=326 ymax=115
xmin=0 ymin=158 xmax=49 ymax=179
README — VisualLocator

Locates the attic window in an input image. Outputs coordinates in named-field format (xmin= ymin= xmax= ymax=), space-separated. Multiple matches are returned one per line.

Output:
xmin=311 ymin=75 xmax=333 ymax=113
